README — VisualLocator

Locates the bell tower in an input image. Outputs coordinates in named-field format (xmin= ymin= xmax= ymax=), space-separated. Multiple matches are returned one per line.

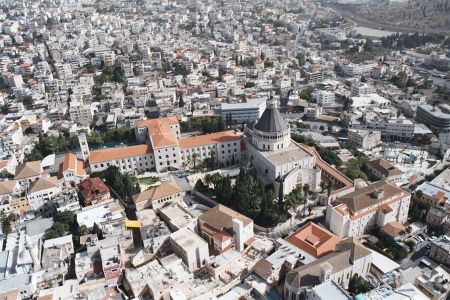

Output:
xmin=78 ymin=132 xmax=90 ymax=161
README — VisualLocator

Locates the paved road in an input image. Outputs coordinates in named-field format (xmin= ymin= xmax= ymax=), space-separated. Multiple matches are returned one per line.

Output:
xmin=168 ymin=172 xmax=192 ymax=192
xmin=400 ymin=237 xmax=430 ymax=270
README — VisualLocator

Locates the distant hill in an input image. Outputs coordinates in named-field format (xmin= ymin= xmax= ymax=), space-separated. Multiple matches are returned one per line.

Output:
xmin=323 ymin=0 xmax=450 ymax=33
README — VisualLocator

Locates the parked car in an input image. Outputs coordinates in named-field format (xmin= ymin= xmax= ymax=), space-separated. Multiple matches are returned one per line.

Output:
xmin=177 ymin=172 xmax=189 ymax=178
xmin=160 ymin=178 xmax=169 ymax=182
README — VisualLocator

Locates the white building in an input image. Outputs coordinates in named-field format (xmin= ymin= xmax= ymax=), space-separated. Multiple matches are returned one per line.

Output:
xmin=169 ymin=228 xmax=209 ymax=271
xmin=132 ymin=183 xmax=184 ymax=211
xmin=312 ymin=90 xmax=335 ymax=107
xmin=26 ymin=177 xmax=61 ymax=212
xmin=88 ymin=117 xmax=242 ymax=174
xmin=351 ymin=94 xmax=391 ymax=112
xmin=69 ymin=101 xmax=93 ymax=126
xmin=348 ymin=129 xmax=381 ymax=150
xmin=243 ymin=99 xmax=321 ymax=195
xmin=214 ymin=98 xmax=267 ymax=124
xmin=326 ymin=180 xmax=411 ymax=238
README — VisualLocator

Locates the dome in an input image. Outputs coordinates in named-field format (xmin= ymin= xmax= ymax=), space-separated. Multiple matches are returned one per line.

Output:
xmin=254 ymin=99 xmax=288 ymax=133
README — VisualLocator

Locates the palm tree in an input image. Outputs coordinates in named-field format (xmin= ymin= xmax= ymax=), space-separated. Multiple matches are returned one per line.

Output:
xmin=191 ymin=153 xmax=199 ymax=170
xmin=320 ymin=181 xmax=326 ymax=193
xmin=302 ymin=184 xmax=310 ymax=216
xmin=204 ymin=174 xmax=213 ymax=188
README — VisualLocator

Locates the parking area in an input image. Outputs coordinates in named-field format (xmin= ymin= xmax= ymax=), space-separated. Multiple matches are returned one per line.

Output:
xmin=400 ymin=231 xmax=436 ymax=270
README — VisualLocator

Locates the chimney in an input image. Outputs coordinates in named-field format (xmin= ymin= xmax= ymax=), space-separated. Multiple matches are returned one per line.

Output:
xmin=373 ymin=187 xmax=385 ymax=200
xmin=233 ymin=218 xmax=244 ymax=252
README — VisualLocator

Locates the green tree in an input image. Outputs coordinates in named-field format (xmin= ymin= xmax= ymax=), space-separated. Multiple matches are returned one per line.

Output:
xmin=80 ymin=225 xmax=90 ymax=236
xmin=348 ymin=274 xmax=372 ymax=295
xmin=90 ymin=166 xmax=140 ymax=203
xmin=1 ymin=103 xmax=11 ymax=114
xmin=194 ymin=178 xmax=207 ymax=192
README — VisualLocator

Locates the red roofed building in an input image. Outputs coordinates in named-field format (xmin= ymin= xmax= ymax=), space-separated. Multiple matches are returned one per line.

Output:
xmin=58 ymin=152 xmax=86 ymax=185
xmin=286 ymin=221 xmax=341 ymax=258
xmin=77 ymin=177 xmax=111 ymax=206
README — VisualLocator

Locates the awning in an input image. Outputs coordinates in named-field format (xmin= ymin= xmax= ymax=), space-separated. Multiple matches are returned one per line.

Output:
xmin=125 ymin=218 xmax=141 ymax=228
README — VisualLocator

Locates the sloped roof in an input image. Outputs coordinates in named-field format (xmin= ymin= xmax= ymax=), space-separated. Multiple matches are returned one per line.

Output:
xmin=254 ymin=105 xmax=288 ymax=133
xmin=0 ymin=180 xmax=18 ymax=195
xmin=77 ymin=177 xmax=110 ymax=201
xmin=335 ymin=180 xmax=405 ymax=213
xmin=198 ymin=204 xmax=252 ymax=231
xmin=59 ymin=152 xmax=85 ymax=178
xmin=367 ymin=158 xmax=403 ymax=177
xmin=286 ymin=221 xmax=341 ymax=258
xmin=14 ymin=161 xmax=42 ymax=180
xmin=178 ymin=130 xmax=242 ymax=149
xmin=285 ymin=237 xmax=372 ymax=289
xmin=28 ymin=177 xmax=59 ymax=193
xmin=132 ymin=182 xmax=182 ymax=204
xmin=136 ymin=117 xmax=179 ymax=149
xmin=383 ymin=222 xmax=406 ymax=238
xmin=89 ymin=144 xmax=152 ymax=164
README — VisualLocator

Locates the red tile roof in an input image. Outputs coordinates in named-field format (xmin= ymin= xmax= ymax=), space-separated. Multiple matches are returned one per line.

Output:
xmin=77 ymin=177 xmax=110 ymax=203
xmin=286 ymin=221 xmax=341 ymax=258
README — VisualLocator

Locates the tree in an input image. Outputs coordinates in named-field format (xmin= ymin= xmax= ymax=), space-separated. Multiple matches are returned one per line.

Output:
xmin=90 ymin=166 xmax=140 ymax=203
xmin=0 ymin=103 xmax=11 ymax=114
xmin=0 ymin=169 xmax=13 ymax=179
xmin=348 ymin=274 xmax=372 ymax=295
xmin=302 ymin=184 xmax=310 ymax=215
xmin=44 ymin=222 xmax=69 ymax=240
xmin=190 ymin=153 xmax=200 ymax=170
xmin=1 ymin=212 xmax=13 ymax=236
xmin=80 ymin=225 xmax=90 ymax=236
xmin=194 ymin=179 xmax=207 ymax=192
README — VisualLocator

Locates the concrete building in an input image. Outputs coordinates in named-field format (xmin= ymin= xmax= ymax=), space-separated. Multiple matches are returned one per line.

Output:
xmin=415 ymin=169 xmax=450 ymax=208
xmin=132 ymin=183 xmax=184 ymax=211
xmin=348 ymin=129 xmax=381 ymax=150
xmin=69 ymin=101 xmax=93 ymax=126
xmin=284 ymin=237 xmax=373 ymax=299
xmin=415 ymin=265 xmax=450 ymax=300
xmin=198 ymin=205 xmax=254 ymax=254
xmin=327 ymin=180 xmax=410 ymax=238
xmin=26 ymin=177 xmax=61 ymax=212
xmin=366 ymin=158 xmax=404 ymax=184
xmin=214 ymin=98 xmax=266 ymax=124
xmin=312 ymin=90 xmax=335 ymax=107
xmin=169 ymin=228 xmax=209 ymax=271
xmin=416 ymin=104 xmax=450 ymax=133
xmin=429 ymin=235 xmax=450 ymax=267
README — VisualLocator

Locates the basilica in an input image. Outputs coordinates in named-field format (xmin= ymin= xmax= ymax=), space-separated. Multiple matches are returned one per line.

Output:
xmin=243 ymin=99 xmax=321 ymax=196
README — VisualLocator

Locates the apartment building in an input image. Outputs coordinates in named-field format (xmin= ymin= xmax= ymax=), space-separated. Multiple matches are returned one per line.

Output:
xmin=26 ymin=177 xmax=61 ymax=212
xmin=69 ymin=101 xmax=93 ymax=126
xmin=348 ymin=129 xmax=381 ymax=150
xmin=198 ymin=205 xmax=254 ymax=254
xmin=312 ymin=90 xmax=335 ymax=107
xmin=214 ymin=98 xmax=266 ymax=124
xmin=416 ymin=104 xmax=450 ymax=133
xmin=169 ymin=228 xmax=209 ymax=271
xmin=327 ymin=180 xmax=410 ymax=238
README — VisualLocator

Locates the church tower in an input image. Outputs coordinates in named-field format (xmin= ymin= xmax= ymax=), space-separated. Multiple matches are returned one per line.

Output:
xmin=78 ymin=132 xmax=90 ymax=161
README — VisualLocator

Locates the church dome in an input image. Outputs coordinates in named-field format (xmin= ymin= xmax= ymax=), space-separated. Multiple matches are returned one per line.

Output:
xmin=254 ymin=99 xmax=288 ymax=133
